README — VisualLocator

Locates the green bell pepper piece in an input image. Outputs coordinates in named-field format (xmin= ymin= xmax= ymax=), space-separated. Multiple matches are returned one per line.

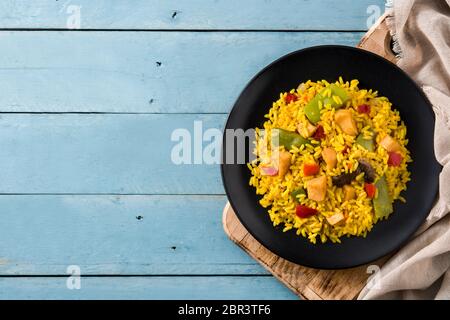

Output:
xmin=304 ymin=84 xmax=350 ymax=124
xmin=328 ymin=84 xmax=350 ymax=107
xmin=271 ymin=128 xmax=310 ymax=150
xmin=356 ymin=133 xmax=375 ymax=152
xmin=291 ymin=187 xmax=306 ymax=203
xmin=373 ymin=176 xmax=393 ymax=219
xmin=304 ymin=95 xmax=322 ymax=124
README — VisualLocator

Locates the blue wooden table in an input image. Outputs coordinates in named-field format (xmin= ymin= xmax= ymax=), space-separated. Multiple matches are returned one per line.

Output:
xmin=0 ymin=0 xmax=385 ymax=299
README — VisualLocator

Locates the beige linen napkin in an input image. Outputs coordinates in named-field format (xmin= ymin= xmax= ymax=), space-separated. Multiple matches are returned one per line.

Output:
xmin=359 ymin=0 xmax=450 ymax=300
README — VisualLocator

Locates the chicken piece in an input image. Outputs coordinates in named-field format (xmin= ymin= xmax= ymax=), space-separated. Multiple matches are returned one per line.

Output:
xmin=334 ymin=109 xmax=358 ymax=136
xmin=322 ymin=147 xmax=337 ymax=169
xmin=343 ymin=185 xmax=356 ymax=201
xmin=379 ymin=135 xmax=401 ymax=152
xmin=296 ymin=121 xmax=317 ymax=138
xmin=274 ymin=150 xmax=292 ymax=177
xmin=326 ymin=212 xmax=345 ymax=225
xmin=306 ymin=175 xmax=327 ymax=202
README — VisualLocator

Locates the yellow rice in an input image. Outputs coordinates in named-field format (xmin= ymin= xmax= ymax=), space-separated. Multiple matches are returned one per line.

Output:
xmin=248 ymin=78 xmax=411 ymax=244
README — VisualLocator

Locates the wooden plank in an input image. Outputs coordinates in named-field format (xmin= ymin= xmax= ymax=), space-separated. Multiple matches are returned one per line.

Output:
xmin=0 ymin=114 xmax=225 ymax=194
xmin=358 ymin=13 xmax=397 ymax=63
xmin=223 ymin=202 xmax=387 ymax=300
xmin=0 ymin=195 xmax=272 ymax=275
xmin=0 ymin=31 xmax=363 ymax=113
xmin=0 ymin=276 xmax=297 ymax=299
xmin=0 ymin=0 xmax=385 ymax=30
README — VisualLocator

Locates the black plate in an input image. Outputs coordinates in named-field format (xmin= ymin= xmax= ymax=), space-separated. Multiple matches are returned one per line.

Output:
xmin=221 ymin=45 xmax=441 ymax=269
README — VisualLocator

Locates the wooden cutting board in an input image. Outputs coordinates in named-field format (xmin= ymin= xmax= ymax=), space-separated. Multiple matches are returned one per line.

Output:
xmin=222 ymin=14 xmax=395 ymax=300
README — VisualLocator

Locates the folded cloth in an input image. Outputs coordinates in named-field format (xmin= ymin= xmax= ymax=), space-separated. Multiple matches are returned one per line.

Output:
xmin=359 ymin=0 xmax=450 ymax=300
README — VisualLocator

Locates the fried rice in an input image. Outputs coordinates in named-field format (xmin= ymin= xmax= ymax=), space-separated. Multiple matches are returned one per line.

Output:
xmin=248 ymin=78 xmax=411 ymax=244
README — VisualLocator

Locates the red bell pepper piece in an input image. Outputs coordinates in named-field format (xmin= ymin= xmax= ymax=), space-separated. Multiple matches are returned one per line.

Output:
xmin=312 ymin=125 xmax=325 ymax=140
xmin=387 ymin=152 xmax=403 ymax=167
xmin=303 ymin=163 xmax=320 ymax=176
xmin=357 ymin=104 xmax=371 ymax=114
xmin=296 ymin=205 xmax=318 ymax=218
xmin=365 ymin=183 xmax=376 ymax=199
xmin=285 ymin=93 xmax=298 ymax=104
